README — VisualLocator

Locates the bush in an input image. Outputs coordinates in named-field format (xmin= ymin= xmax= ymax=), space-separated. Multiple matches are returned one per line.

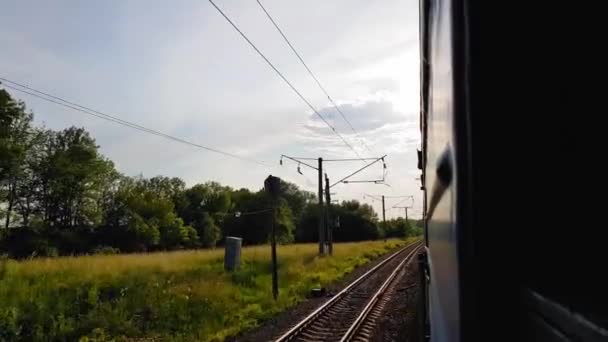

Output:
xmin=92 ymin=246 xmax=120 ymax=255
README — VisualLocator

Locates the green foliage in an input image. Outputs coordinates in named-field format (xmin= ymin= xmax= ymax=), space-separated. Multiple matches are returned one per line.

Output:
xmin=381 ymin=217 xmax=423 ymax=239
xmin=127 ymin=212 xmax=160 ymax=248
xmin=0 ymin=91 xmax=423 ymax=341
xmin=43 ymin=127 xmax=116 ymax=228
xmin=176 ymin=182 xmax=232 ymax=248
xmin=0 ymin=89 xmax=33 ymax=230
xmin=382 ymin=217 xmax=410 ymax=238
xmin=222 ymin=190 xmax=269 ymax=244
xmin=296 ymin=200 xmax=381 ymax=242
xmin=278 ymin=180 xmax=314 ymax=220
xmin=410 ymin=221 xmax=423 ymax=236
xmin=275 ymin=203 xmax=295 ymax=243
xmin=196 ymin=212 xmax=220 ymax=248
xmin=0 ymin=239 xmax=415 ymax=341
xmin=0 ymin=89 xmax=391 ymax=257
xmin=0 ymin=90 xmax=31 ymax=178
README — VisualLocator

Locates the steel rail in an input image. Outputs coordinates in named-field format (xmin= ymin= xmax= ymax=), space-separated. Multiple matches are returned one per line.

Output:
xmin=340 ymin=244 xmax=423 ymax=341
xmin=274 ymin=240 xmax=422 ymax=341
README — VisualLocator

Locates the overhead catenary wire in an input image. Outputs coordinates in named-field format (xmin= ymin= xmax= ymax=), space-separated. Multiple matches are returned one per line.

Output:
xmin=324 ymin=158 xmax=380 ymax=162
xmin=281 ymin=156 xmax=380 ymax=162
xmin=280 ymin=154 xmax=318 ymax=171
xmin=0 ymin=78 xmax=269 ymax=167
xmin=206 ymin=0 xmax=364 ymax=161
xmin=366 ymin=195 xmax=413 ymax=199
xmin=363 ymin=194 xmax=382 ymax=201
xmin=392 ymin=195 xmax=414 ymax=208
xmin=330 ymin=154 xmax=387 ymax=188
xmin=255 ymin=0 xmax=373 ymax=154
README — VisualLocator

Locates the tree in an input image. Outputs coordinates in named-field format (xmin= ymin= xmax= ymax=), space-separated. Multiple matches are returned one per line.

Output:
xmin=221 ymin=189 xmax=295 ymax=245
xmin=100 ymin=176 xmax=194 ymax=251
xmin=382 ymin=217 xmax=409 ymax=238
xmin=274 ymin=201 xmax=295 ymax=243
xmin=196 ymin=212 xmax=220 ymax=247
xmin=296 ymin=200 xmax=380 ymax=242
xmin=38 ymin=127 xmax=116 ymax=228
xmin=1 ymin=90 xmax=395 ymax=257
xmin=177 ymin=182 xmax=231 ymax=220
xmin=0 ymin=89 xmax=33 ymax=229
xmin=156 ymin=212 xmax=197 ymax=249
xmin=278 ymin=180 xmax=314 ymax=221
xmin=127 ymin=211 xmax=161 ymax=249
xmin=144 ymin=176 xmax=185 ymax=205
xmin=175 ymin=182 xmax=233 ymax=247
xmin=333 ymin=200 xmax=380 ymax=241
xmin=295 ymin=204 xmax=321 ymax=242
xmin=13 ymin=128 xmax=52 ymax=228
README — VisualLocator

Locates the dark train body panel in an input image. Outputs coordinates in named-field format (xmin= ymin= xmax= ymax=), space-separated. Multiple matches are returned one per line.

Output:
xmin=419 ymin=1 xmax=606 ymax=341
xmin=420 ymin=0 xmax=463 ymax=340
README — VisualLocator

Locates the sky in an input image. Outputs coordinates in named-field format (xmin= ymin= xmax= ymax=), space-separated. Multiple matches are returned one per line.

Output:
xmin=0 ymin=0 xmax=421 ymax=219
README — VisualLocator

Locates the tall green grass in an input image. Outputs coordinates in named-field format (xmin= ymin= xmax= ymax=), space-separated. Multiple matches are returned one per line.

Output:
xmin=0 ymin=238 xmax=416 ymax=341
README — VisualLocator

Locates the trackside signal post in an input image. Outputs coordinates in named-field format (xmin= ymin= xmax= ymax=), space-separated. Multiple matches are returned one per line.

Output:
xmin=264 ymin=175 xmax=281 ymax=300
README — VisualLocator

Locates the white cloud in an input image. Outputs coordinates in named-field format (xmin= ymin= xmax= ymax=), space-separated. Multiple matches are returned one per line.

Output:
xmin=1 ymin=0 xmax=421 ymax=209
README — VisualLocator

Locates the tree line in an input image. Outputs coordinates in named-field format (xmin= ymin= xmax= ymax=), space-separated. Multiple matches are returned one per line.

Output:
xmin=0 ymin=89 xmax=419 ymax=258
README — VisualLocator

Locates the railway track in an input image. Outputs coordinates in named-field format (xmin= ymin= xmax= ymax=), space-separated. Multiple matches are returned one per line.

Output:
xmin=275 ymin=240 xmax=423 ymax=342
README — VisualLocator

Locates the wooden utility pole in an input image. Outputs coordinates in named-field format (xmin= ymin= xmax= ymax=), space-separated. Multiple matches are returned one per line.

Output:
xmin=270 ymin=204 xmax=278 ymax=300
xmin=264 ymin=175 xmax=281 ymax=300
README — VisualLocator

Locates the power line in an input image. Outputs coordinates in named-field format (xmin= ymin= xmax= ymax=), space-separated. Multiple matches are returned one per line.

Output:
xmin=206 ymin=0 xmax=364 ymax=161
xmin=255 ymin=0 xmax=373 ymax=154
xmin=0 ymin=78 xmax=269 ymax=167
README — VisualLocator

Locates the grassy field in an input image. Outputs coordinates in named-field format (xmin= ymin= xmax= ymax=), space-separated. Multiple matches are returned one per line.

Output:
xmin=0 ymin=238 xmax=417 ymax=341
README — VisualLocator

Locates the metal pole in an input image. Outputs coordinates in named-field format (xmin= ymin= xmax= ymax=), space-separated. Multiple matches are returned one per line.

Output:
xmin=318 ymin=157 xmax=325 ymax=255
xmin=382 ymin=195 xmax=386 ymax=224
xmin=405 ymin=207 xmax=409 ymax=224
xmin=325 ymin=174 xmax=332 ymax=255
